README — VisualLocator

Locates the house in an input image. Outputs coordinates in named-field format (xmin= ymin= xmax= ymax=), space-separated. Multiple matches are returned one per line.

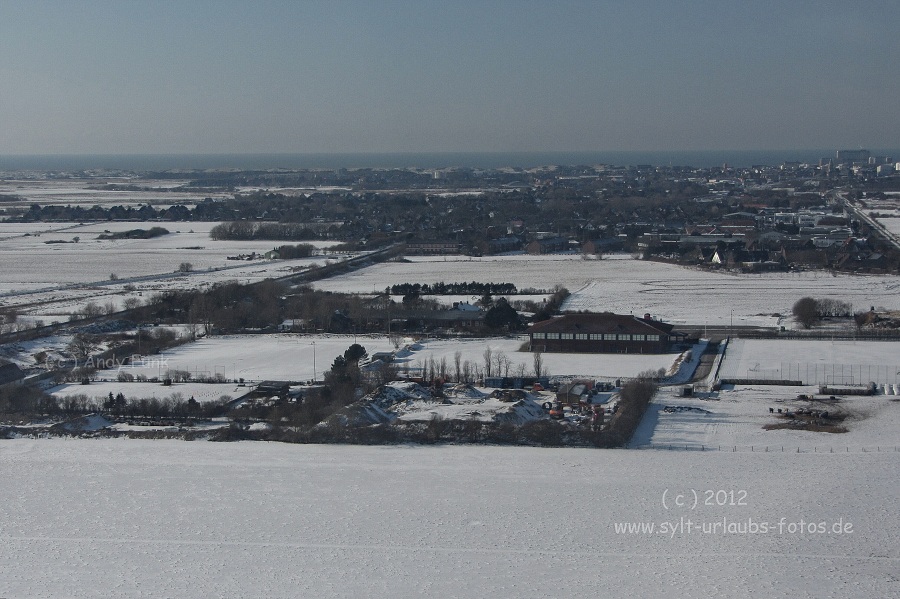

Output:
xmin=367 ymin=351 xmax=395 ymax=364
xmin=406 ymin=241 xmax=460 ymax=255
xmin=526 ymin=237 xmax=569 ymax=254
xmin=405 ymin=309 xmax=485 ymax=332
xmin=493 ymin=236 xmax=524 ymax=254
xmin=529 ymin=313 xmax=681 ymax=353
xmin=328 ymin=310 xmax=354 ymax=332
xmin=479 ymin=236 xmax=523 ymax=255
xmin=719 ymin=212 xmax=759 ymax=228
xmin=582 ymin=237 xmax=624 ymax=255
xmin=0 ymin=362 xmax=25 ymax=388
xmin=253 ymin=381 xmax=301 ymax=399
xmin=278 ymin=318 xmax=308 ymax=332
xmin=556 ymin=380 xmax=593 ymax=405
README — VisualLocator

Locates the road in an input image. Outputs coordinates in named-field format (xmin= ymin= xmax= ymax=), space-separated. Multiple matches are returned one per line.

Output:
xmin=832 ymin=189 xmax=900 ymax=253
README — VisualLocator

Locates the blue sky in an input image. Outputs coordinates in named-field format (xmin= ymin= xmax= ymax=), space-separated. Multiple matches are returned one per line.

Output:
xmin=1 ymin=0 xmax=897 ymax=154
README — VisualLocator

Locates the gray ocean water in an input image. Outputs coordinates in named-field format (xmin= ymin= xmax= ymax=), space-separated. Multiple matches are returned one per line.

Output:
xmin=0 ymin=150 xmax=896 ymax=172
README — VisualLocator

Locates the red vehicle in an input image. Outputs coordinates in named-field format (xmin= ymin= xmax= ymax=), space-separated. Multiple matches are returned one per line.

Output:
xmin=548 ymin=403 xmax=565 ymax=419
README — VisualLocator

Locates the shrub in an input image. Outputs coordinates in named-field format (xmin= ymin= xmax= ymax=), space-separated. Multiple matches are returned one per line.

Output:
xmin=792 ymin=297 xmax=819 ymax=328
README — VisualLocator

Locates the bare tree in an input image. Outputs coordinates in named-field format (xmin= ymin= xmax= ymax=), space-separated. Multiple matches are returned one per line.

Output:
xmin=454 ymin=350 xmax=462 ymax=382
xmin=501 ymin=354 xmax=512 ymax=377
xmin=533 ymin=351 xmax=544 ymax=378
xmin=492 ymin=350 xmax=509 ymax=378
xmin=375 ymin=361 xmax=398 ymax=386
xmin=390 ymin=333 xmax=403 ymax=350
xmin=483 ymin=347 xmax=493 ymax=378
xmin=82 ymin=302 xmax=103 ymax=318
xmin=67 ymin=334 xmax=99 ymax=363
xmin=462 ymin=360 xmax=472 ymax=383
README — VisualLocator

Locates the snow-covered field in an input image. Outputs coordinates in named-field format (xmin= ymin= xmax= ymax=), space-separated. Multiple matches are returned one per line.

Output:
xmin=0 ymin=221 xmax=344 ymax=319
xmin=718 ymin=339 xmax=900 ymax=385
xmin=0 ymin=258 xmax=318 ymax=321
xmin=100 ymin=334 xmax=685 ymax=384
xmin=634 ymin=338 xmax=900 ymax=451
xmin=50 ymin=381 xmax=244 ymax=405
xmin=4 ymin=242 xmax=899 ymax=327
xmin=0 ymin=439 xmax=896 ymax=598
xmin=104 ymin=334 xmax=396 ymax=383
xmin=0 ymin=178 xmax=229 ymax=208
xmin=0 ymin=221 xmax=338 ymax=293
xmin=879 ymin=216 xmax=900 ymax=236
xmin=311 ymin=255 xmax=900 ymax=327
xmin=632 ymin=384 xmax=899 ymax=451
xmin=311 ymin=254 xmax=610 ymax=294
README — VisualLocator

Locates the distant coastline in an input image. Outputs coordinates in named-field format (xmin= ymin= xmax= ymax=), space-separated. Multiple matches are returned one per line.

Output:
xmin=2 ymin=150 xmax=897 ymax=172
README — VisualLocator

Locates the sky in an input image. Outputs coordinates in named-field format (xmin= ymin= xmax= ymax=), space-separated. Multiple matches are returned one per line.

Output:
xmin=0 ymin=0 xmax=897 ymax=155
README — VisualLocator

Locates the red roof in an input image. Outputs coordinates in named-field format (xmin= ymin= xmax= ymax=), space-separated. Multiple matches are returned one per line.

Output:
xmin=529 ymin=313 xmax=674 ymax=335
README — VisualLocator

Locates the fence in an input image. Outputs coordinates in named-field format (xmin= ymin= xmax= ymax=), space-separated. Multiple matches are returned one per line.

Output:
xmin=733 ymin=362 xmax=900 ymax=386
xmin=630 ymin=443 xmax=900 ymax=454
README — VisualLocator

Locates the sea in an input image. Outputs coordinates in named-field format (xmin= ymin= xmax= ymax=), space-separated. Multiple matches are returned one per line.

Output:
xmin=0 ymin=150 xmax=897 ymax=172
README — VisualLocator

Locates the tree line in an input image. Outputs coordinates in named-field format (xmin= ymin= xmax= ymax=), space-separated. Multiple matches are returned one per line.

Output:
xmin=388 ymin=282 xmax=517 ymax=295
xmin=210 ymin=221 xmax=321 ymax=241
xmin=792 ymin=296 xmax=854 ymax=329
xmin=0 ymin=385 xmax=229 ymax=420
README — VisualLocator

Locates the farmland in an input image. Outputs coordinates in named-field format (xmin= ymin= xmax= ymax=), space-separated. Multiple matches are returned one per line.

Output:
xmin=0 ymin=439 xmax=896 ymax=599
xmin=0 ymin=178 xmax=229 ymax=209
xmin=311 ymin=254 xmax=900 ymax=328
xmin=85 ymin=333 xmax=686 ymax=383
xmin=0 ymin=221 xmax=343 ymax=320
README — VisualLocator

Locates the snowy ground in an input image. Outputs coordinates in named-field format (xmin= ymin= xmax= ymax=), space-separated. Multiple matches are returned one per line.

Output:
xmin=633 ymin=338 xmax=900 ymax=452
xmin=99 ymin=334 xmax=685 ymax=384
xmin=0 ymin=334 xmax=75 ymax=369
xmin=394 ymin=336 xmax=684 ymax=381
xmin=0 ymin=221 xmax=340 ymax=294
xmin=0 ymin=439 xmax=896 ymax=598
xmin=103 ymin=334 xmax=396 ymax=383
xmin=0 ymin=222 xmax=345 ymax=319
xmin=631 ymin=384 xmax=900 ymax=452
xmin=5 ymin=242 xmax=900 ymax=327
xmin=364 ymin=381 xmax=550 ymax=424
xmin=310 ymin=254 xmax=900 ymax=328
xmin=878 ymin=216 xmax=900 ymax=236
xmin=563 ymin=269 xmax=900 ymax=329
xmin=0 ymin=178 xmax=229 ymax=208
xmin=50 ymin=381 xmax=244 ymax=405
xmin=718 ymin=339 xmax=900 ymax=386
